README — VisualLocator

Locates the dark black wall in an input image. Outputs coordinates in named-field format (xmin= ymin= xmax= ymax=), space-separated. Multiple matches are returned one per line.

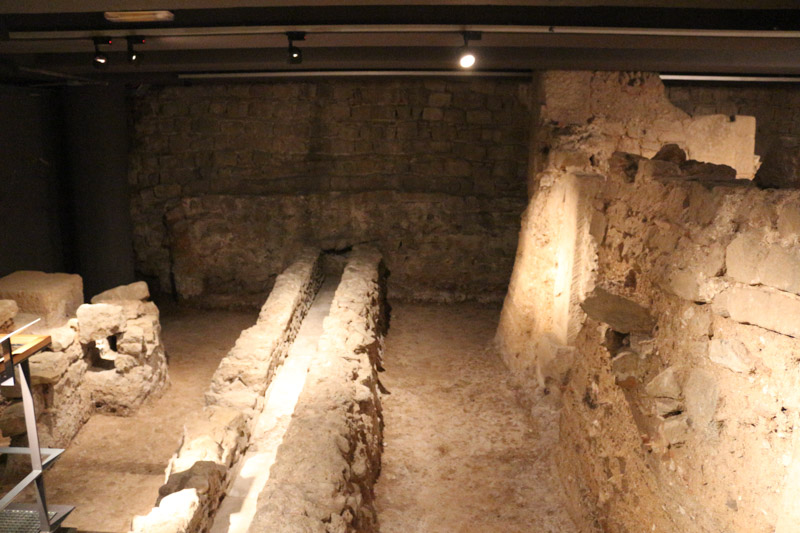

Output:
xmin=62 ymin=85 xmax=135 ymax=299
xmin=0 ymin=84 xmax=136 ymax=300
xmin=0 ymin=86 xmax=67 ymax=275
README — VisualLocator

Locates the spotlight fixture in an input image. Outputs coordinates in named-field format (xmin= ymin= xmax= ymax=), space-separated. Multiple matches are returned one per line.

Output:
xmin=458 ymin=31 xmax=482 ymax=69
xmin=92 ymin=37 xmax=112 ymax=68
xmin=127 ymin=36 xmax=146 ymax=64
xmin=286 ymin=31 xmax=306 ymax=65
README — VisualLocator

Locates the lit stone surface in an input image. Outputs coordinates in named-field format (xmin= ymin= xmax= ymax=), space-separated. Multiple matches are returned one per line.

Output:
xmin=91 ymin=281 xmax=150 ymax=303
xmin=0 ymin=271 xmax=83 ymax=327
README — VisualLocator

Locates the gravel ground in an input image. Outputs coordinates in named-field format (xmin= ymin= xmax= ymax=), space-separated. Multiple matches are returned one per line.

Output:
xmin=375 ymin=302 xmax=578 ymax=533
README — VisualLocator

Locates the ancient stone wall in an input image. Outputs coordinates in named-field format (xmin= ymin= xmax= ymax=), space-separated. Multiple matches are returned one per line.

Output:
xmin=131 ymin=249 xmax=323 ymax=533
xmin=0 ymin=279 xmax=167 ymax=454
xmin=667 ymin=82 xmax=800 ymax=157
xmin=129 ymin=79 xmax=529 ymax=304
xmin=496 ymin=71 xmax=800 ymax=532
xmin=250 ymin=246 xmax=387 ymax=532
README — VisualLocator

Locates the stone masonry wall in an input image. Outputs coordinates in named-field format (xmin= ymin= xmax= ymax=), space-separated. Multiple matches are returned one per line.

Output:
xmin=129 ymin=79 xmax=529 ymax=304
xmin=667 ymin=82 xmax=800 ymax=157
xmin=495 ymin=71 xmax=800 ymax=532
xmin=130 ymin=249 xmax=322 ymax=533
xmin=250 ymin=246 xmax=387 ymax=532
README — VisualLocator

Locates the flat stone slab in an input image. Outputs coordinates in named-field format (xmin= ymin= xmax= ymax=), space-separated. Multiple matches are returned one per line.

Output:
xmin=0 ymin=271 xmax=83 ymax=327
xmin=581 ymin=287 xmax=656 ymax=334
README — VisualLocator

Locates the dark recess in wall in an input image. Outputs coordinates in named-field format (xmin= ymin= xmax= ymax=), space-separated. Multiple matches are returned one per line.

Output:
xmin=0 ymin=85 xmax=69 ymax=276
xmin=61 ymin=85 xmax=135 ymax=299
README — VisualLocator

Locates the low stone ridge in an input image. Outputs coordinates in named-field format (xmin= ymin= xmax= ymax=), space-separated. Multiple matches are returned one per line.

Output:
xmin=130 ymin=249 xmax=323 ymax=533
xmin=754 ymin=135 xmax=800 ymax=189
xmin=250 ymin=246 xmax=387 ymax=533
xmin=0 ymin=271 xmax=83 ymax=327
xmin=580 ymin=287 xmax=656 ymax=334
xmin=91 ymin=281 xmax=150 ymax=303
xmin=206 ymin=247 xmax=323 ymax=414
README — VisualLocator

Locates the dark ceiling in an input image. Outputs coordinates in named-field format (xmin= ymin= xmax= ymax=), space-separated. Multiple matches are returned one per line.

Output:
xmin=2 ymin=1 xmax=800 ymax=85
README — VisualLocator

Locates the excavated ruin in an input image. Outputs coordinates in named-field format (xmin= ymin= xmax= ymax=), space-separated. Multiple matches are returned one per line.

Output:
xmin=2 ymin=70 xmax=800 ymax=533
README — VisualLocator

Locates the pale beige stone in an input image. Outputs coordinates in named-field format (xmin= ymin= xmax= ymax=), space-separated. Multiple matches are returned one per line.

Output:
xmin=0 ymin=271 xmax=83 ymax=327
xmin=645 ymin=368 xmax=682 ymax=399
xmin=91 ymin=281 xmax=150 ymax=304
xmin=77 ymin=303 xmax=126 ymax=343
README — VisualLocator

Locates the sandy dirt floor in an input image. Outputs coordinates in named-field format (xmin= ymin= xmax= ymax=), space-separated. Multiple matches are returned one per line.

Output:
xmin=375 ymin=303 xmax=578 ymax=533
xmin=44 ymin=306 xmax=256 ymax=533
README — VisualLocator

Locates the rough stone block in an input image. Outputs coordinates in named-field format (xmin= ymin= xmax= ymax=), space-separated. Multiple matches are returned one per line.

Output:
xmin=49 ymin=326 xmax=76 ymax=352
xmin=714 ymin=286 xmax=800 ymax=338
xmin=0 ymin=271 xmax=83 ymax=327
xmin=777 ymin=202 xmax=800 ymax=238
xmin=660 ymin=414 xmax=690 ymax=445
xmin=726 ymin=233 xmax=800 ymax=295
xmin=708 ymin=337 xmax=753 ymax=373
xmin=0 ymin=402 xmax=25 ymax=437
xmin=29 ymin=351 xmax=69 ymax=385
xmin=77 ymin=303 xmax=126 ymax=343
xmin=645 ymin=367 xmax=682 ymax=399
xmin=683 ymin=369 xmax=718 ymax=429
xmin=581 ymin=287 xmax=656 ymax=334
xmin=652 ymin=143 xmax=687 ymax=165
xmin=754 ymin=135 xmax=800 ymax=189
xmin=91 ymin=281 xmax=150 ymax=304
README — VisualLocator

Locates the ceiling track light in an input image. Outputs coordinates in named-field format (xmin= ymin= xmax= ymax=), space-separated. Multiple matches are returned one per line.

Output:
xmin=92 ymin=36 xmax=112 ymax=68
xmin=127 ymin=36 xmax=146 ymax=64
xmin=459 ymin=30 xmax=482 ymax=69
xmin=286 ymin=31 xmax=306 ymax=65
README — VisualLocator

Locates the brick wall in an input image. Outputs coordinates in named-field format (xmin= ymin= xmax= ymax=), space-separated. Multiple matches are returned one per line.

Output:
xmin=129 ymin=78 xmax=530 ymax=304
xmin=667 ymin=82 xmax=800 ymax=157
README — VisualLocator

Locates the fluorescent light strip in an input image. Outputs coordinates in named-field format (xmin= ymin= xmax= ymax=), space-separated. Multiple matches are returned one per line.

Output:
xmin=11 ymin=24 xmax=800 ymax=41
xmin=660 ymin=74 xmax=800 ymax=83
xmin=178 ymin=70 xmax=532 ymax=79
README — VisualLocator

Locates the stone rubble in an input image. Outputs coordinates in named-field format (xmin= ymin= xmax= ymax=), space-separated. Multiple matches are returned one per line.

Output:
xmin=0 ymin=276 xmax=168 ymax=450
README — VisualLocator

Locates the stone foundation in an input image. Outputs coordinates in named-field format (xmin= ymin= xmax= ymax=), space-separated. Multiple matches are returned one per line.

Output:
xmin=496 ymin=71 xmax=800 ymax=532
xmin=130 ymin=249 xmax=323 ymax=533
xmin=0 ymin=280 xmax=168 ymax=450
xmin=249 ymin=246 xmax=387 ymax=532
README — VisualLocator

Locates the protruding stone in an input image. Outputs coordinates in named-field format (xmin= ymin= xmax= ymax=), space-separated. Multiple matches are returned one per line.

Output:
xmin=654 ymin=397 xmax=683 ymax=417
xmin=645 ymin=367 xmax=682 ymax=399
xmin=0 ymin=402 xmax=25 ymax=437
xmin=611 ymin=350 xmax=643 ymax=387
xmin=754 ymin=135 xmax=800 ymax=189
xmin=684 ymin=369 xmax=719 ymax=428
xmin=661 ymin=414 xmax=690 ymax=444
xmin=581 ymin=287 xmax=656 ymax=334
xmin=609 ymin=151 xmax=645 ymax=183
xmin=49 ymin=326 xmax=76 ymax=352
xmin=77 ymin=303 xmax=126 ymax=343
xmin=652 ymin=143 xmax=687 ymax=165
xmin=29 ymin=351 xmax=69 ymax=385
xmin=91 ymin=281 xmax=150 ymax=304
xmin=680 ymin=160 xmax=737 ymax=182
xmin=0 ymin=271 xmax=83 ymax=327
xmin=708 ymin=338 xmax=754 ymax=373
